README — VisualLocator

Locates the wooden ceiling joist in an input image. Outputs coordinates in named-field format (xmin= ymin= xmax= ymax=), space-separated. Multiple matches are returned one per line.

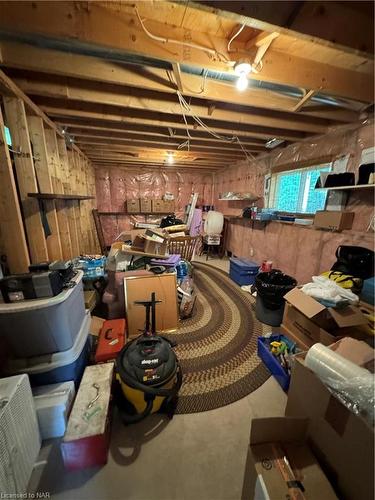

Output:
xmin=12 ymin=77 xmax=330 ymax=134
xmin=54 ymin=119 xmax=268 ymax=146
xmin=0 ymin=42 xmax=361 ymax=123
xmin=0 ymin=2 xmax=372 ymax=102
xmin=33 ymin=99 xmax=309 ymax=142
xmin=63 ymin=128 xmax=267 ymax=152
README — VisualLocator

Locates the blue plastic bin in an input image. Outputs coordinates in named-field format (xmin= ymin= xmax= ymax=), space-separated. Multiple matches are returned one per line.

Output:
xmin=257 ymin=334 xmax=292 ymax=391
xmin=229 ymin=258 xmax=259 ymax=286
xmin=3 ymin=312 xmax=92 ymax=388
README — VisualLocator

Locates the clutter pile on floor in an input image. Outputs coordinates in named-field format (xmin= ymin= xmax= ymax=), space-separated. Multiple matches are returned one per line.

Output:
xmin=0 ymin=225 xmax=374 ymax=500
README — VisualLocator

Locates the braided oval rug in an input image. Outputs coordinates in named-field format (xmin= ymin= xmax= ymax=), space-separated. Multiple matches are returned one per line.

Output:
xmin=168 ymin=262 xmax=270 ymax=414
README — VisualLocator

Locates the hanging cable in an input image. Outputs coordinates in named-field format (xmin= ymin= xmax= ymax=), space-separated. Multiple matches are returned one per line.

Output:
xmin=176 ymin=91 xmax=256 ymax=160
xmin=227 ymin=24 xmax=245 ymax=52
xmin=135 ymin=6 xmax=230 ymax=63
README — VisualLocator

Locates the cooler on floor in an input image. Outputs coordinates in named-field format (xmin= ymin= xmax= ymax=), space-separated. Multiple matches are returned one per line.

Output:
xmin=61 ymin=363 xmax=114 ymax=471
xmin=32 ymin=381 xmax=76 ymax=440
xmin=95 ymin=319 xmax=126 ymax=363
xmin=229 ymin=258 xmax=259 ymax=286
xmin=0 ymin=271 xmax=85 ymax=358
xmin=2 ymin=311 xmax=92 ymax=387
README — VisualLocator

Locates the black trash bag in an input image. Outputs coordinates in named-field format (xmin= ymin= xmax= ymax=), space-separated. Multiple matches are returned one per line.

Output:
xmin=331 ymin=245 xmax=375 ymax=280
xmin=254 ymin=270 xmax=297 ymax=310
xmin=160 ymin=214 xmax=184 ymax=228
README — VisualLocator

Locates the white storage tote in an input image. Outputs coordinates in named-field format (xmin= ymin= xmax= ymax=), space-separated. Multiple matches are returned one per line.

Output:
xmin=0 ymin=374 xmax=41 ymax=494
xmin=0 ymin=271 xmax=85 ymax=358
xmin=33 ymin=381 xmax=76 ymax=440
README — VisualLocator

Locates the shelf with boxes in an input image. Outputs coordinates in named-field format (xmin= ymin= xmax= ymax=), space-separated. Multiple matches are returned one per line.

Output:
xmin=126 ymin=198 xmax=175 ymax=214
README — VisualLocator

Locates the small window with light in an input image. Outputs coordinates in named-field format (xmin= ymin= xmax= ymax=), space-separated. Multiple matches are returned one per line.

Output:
xmin=268 ymin=163 xmax=332 ymax=214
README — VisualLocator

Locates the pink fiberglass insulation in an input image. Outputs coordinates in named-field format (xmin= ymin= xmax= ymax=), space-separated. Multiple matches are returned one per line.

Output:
xmin=214 ymin=120 xmax=375 ymax=284
xmin=95 ymin=168 xmax=213 ymax=246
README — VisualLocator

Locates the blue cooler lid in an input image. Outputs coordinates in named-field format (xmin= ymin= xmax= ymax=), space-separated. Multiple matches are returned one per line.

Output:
xmin=230 ymin=257 xmax=259 ymax=271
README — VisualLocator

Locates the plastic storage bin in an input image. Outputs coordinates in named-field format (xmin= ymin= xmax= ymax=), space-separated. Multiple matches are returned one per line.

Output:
xmin=257 ymin=334 xmax=291 ymax=391
xmin=0 ymin=271 xmax=85 ymax=358
xmin=33 ymin=381 xmax=76 ymax=440
xmin=229 ymin=258 xmax=259 ymax=286
xmin=3 ymin=312 xmax=92 ymax=387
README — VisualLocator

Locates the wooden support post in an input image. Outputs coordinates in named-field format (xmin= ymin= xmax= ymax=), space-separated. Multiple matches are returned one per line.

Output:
xmin=3 ymin=97 xmax=48 ymax=263
xmin=27 ymin=115 xmax=63 ymax=261
xmin=0 ymin=107 xmax=30 ymax=273
xmin=57 ymin=138 xmax=80 ymax=257
xmin=67 ymin=150 xmax=83 ymax=255
xmin=44 ymin=128 xmax=73 ymax=259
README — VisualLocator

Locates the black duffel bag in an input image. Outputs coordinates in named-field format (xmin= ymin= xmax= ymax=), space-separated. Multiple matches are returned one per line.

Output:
xmin=331 ymin=245 xmax=374 ymax=280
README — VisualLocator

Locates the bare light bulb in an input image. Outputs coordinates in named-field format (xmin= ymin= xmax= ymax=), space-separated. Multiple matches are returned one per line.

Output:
xmin=166 ymin=152 xmax=174 ymax=164
xmin=236 ymin=73 xmax=248 ymax=91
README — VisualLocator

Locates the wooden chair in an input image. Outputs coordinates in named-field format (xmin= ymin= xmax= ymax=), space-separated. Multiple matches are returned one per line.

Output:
xmin=168 ymin=235 xmax=202 ymax=261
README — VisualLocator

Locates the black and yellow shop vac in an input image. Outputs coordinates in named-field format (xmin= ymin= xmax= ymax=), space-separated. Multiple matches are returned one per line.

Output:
xmin=116 ymin=292 xmax=182 ymax=424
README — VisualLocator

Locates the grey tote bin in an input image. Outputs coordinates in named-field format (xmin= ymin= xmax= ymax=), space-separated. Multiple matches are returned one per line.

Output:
xmin=0 ymin=271 xmax=86 ymax=358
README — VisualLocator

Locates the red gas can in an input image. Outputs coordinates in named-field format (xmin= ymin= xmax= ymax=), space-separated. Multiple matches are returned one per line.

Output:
xmin=95 ymin=319 xmax=126 ymax=363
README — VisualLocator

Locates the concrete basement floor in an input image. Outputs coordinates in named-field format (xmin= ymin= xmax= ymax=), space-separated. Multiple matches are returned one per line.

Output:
xmin=30 ymin=257 xmax=287 ymax=500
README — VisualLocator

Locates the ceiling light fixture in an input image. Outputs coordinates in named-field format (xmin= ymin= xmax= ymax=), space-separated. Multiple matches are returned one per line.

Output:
xmin=234 ymin=61 xmax=252 ymax=92
xmin=266 ymin=138 xmax=285 ymax=149
xmin=166 ymin=152 xmax=174 ymax=164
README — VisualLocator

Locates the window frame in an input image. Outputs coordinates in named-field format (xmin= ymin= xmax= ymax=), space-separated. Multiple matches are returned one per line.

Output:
xmin=266 ymin=162 xmax=332 ymax=215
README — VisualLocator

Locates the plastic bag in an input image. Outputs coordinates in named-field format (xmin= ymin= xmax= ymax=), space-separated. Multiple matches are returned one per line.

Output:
xmin=254 ymin=270 xmax=297 ymax=310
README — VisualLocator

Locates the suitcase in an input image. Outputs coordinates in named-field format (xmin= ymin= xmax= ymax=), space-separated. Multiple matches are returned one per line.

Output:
xmin=61 ymin=363 xmax=114 ymax=470
xmin=95 ymin=319 xmax=126 ymax=363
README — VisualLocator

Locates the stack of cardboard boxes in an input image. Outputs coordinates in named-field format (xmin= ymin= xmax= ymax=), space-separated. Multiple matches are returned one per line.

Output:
xmin=280 ymin=288 xmax=368 ymax=350
xmin=126 ymin=198 xmax=175 ymax=214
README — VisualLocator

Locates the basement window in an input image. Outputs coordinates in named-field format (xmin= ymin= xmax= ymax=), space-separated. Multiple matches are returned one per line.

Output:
xmin=268 ymin=163 xmax=332 ymax=214
xmin=4 ymin=126 xmax=12 ymax=146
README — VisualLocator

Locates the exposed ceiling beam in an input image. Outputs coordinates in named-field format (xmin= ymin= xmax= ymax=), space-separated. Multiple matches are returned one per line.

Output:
xmin=75 ymin=141 xmax=260 ymax=156
xmin=194 ymin=1 xmax=374 ymax=54
xmin=35 ymin=101 xmax=309 ymax=142
xmin=0 ymin=42 xmax=361 ymax=122
xmin=0 ymin=2 xmax=372 ymax=101
xmin=13 ymin=76 xmax=329 ymax=134
xmin=79 ymin=144 xmax=246 ymax=159
xmin=56 ymin=119 xmax=269 ymax=146
xmin=63 ymin=128 xmax=268 ymax=152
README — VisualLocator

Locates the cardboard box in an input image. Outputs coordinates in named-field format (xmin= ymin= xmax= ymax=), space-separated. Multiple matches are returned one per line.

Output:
xmin=282 ymin=302 xmax=337 ymax=347
xmin=286 ymin=356 xmax=374 ymax=500
xmin=241 ymin=416 xmax=338 ymax=500
xmin=131 ymin=234 xmax=168 ymax=257
xmin=283 ymin=288 xmax=367 ymax=347
xmin=126 ymin=199 xmax=140 ymax=213
xmin=163 ymin=200 xmax=175 ymax=212
xmin=145 ymin=228 xmax=168 ymax=242
xmin=314 ymin=210 xmax=354 ymax=231
xmin=139 ymin=198 xmax=152 ymax=212
xmin=152 ymin=199 xmax=165 ymax=213
xmin=280 ymin=321 xmax=313 ymax=351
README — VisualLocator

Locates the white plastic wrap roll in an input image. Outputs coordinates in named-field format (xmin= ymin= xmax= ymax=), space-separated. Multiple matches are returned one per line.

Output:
xmin=305 ymin=343 xmax=375 ymax=424
xmin=204 ymin=211 xmax=224 ymax=235
xmin=305 ymin=343 xmax=372 ymax=382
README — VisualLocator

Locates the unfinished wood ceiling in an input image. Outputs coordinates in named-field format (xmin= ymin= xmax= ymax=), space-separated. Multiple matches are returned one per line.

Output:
xmin=0 ymin=0 xmax=373 ymax=172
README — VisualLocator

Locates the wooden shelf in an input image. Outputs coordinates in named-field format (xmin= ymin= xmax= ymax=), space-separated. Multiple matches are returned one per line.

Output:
xmin=97 ymin=211 xmax=171 ymax=216
xmin=315 ymin=184 xmax=374 ymax=191
xmin=28 ymin=193 xmax=95 ymax=200
xmin=219 ymin=192 xmax=259 ymax=201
